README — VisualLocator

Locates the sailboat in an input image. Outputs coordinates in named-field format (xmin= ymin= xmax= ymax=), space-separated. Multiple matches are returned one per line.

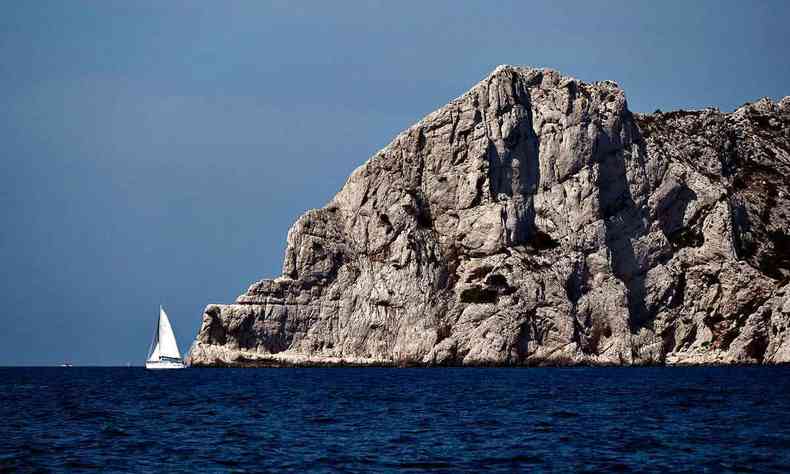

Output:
xmin=146 ymin=306 xmax=185 ymax=369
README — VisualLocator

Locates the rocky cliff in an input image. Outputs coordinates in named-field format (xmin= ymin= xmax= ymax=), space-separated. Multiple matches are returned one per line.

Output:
xmin=187 ymin=66 xmax=790 ymax=367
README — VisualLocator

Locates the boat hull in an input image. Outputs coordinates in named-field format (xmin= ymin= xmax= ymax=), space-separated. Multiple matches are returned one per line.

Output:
xmin=145 ymin=360 xmax=185 ymax=370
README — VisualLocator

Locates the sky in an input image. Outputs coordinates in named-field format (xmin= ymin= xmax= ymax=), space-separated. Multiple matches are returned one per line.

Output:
xmin=1 ymin=1 xmax=788 ymax=365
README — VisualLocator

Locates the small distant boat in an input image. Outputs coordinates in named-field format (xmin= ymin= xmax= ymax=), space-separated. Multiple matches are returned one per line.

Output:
xmin=145 ymin=306 xmax=185 ymax=370
xmin=60 ymin=362 xmax=73 ymax=368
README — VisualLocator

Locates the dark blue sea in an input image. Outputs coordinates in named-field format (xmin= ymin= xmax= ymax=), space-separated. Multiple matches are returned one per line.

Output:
xmin=2 ymin=367 xmax=790 ymax=473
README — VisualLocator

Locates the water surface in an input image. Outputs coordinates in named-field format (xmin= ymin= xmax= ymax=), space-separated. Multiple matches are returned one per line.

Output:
xmin=2 ymin=367 xmax=789 ymax=472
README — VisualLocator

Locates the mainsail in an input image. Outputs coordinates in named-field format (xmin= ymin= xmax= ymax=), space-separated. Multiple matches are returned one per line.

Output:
xmin=147 ymin=306 xmax=181 ymax=362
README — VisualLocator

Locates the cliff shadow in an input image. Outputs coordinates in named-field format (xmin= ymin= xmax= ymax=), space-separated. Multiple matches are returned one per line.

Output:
xmin=485 ymin=104 xmax=545 ymax=248
xmin=598 ymin=146 xmax=649 ymax=330
xmin=656 ymin=182 xmax=701 ymax=251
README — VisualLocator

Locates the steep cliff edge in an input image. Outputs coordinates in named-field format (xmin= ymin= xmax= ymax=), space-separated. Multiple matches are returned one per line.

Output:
xmin=187 ymin=66 xmax=790 ymax=367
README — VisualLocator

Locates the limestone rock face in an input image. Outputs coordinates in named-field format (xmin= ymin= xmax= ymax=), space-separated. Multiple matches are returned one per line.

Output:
xmin=187 ymin=66 xmax=790 ymax=367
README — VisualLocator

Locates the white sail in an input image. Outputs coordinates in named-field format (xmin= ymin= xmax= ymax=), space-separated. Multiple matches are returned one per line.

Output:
xmin=147 ymin=306 xmax=181 ymax=362
xmin=158 ymin=307 xmax=181 ymax=359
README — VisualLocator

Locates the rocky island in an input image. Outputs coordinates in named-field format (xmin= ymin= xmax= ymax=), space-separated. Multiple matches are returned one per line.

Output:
xmin=187 ymin=65 xmax=790 ymax=367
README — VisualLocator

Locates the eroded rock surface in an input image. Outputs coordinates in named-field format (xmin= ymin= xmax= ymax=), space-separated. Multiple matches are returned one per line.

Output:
xmin=188 ymin=66 xmax=790 ymax=367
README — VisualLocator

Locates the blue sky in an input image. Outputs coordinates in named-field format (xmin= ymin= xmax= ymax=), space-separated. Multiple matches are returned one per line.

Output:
xmin=2 ymin=1 xmax=788 ymax=365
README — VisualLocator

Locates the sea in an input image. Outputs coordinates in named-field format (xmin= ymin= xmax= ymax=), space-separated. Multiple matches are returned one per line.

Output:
xmin=2 ymin=367 xmax=790 ymax=473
